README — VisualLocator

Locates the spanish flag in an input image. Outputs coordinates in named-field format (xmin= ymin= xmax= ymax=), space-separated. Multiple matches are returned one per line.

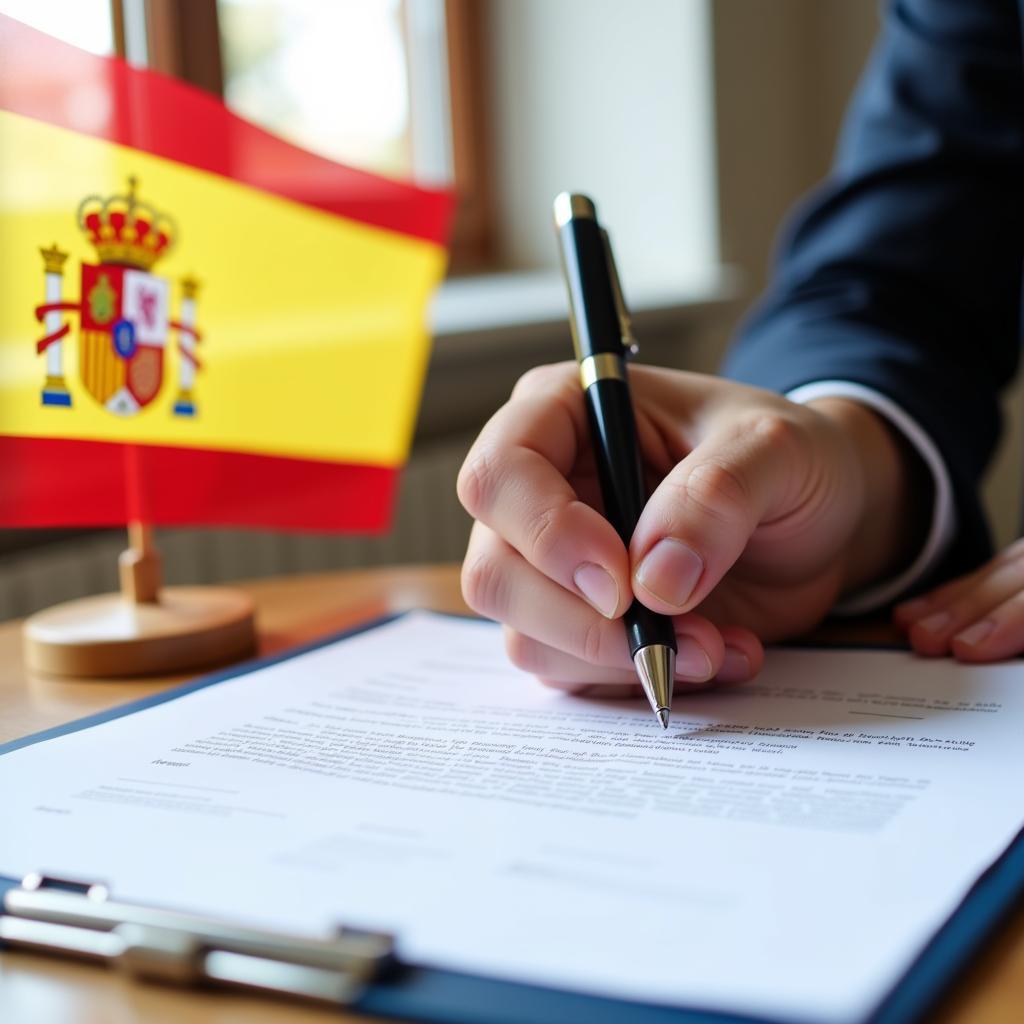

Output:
xmin=0 ymin=15 xmax=453 ymax=531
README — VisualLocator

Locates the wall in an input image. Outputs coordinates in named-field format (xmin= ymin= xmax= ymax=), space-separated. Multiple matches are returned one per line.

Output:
xmin=713 ymin=0 xmax=878 ymax=308
xmin=485 ymin=0 xmax=718 ymax=299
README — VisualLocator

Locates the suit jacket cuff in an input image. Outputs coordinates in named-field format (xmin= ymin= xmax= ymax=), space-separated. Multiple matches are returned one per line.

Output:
xmin=786 ymin=380 xmax=956 ymax=615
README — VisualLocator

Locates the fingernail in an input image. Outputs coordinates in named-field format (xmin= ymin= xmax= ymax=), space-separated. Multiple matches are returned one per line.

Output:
xmin=956 ymin=619 xmax=996 ymax=648
xmin=675 ymin=637 xmax=713 ymax=682
xmin=896 ymin=597 xmax=930 ymax=619
xmin=635 ymin=539 xmax=704 ymax=609
xmin=717 ymin=647 xmax=751 ymax=684
xmin=574 ymin=562 xmax=619 ymax=618
xmin=918 ymin=611 xmax=952 ymax=635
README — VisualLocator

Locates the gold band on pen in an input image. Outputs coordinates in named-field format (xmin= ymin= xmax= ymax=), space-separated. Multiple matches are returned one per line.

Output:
xmin=579 ymin=353 xmax=626 ymax=389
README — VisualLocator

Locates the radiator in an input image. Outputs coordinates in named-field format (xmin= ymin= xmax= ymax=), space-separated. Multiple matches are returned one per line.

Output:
xmin=0 ymin=435 xmax=475 ymax=621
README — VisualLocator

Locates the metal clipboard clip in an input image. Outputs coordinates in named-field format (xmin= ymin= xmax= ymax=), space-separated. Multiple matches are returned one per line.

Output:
xmin=0 ymin=873 xmax=396 ymax=1006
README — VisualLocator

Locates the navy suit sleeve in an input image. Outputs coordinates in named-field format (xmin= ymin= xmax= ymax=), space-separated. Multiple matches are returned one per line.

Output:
xmin=722 ymin=0 xmax=1024 ymax=579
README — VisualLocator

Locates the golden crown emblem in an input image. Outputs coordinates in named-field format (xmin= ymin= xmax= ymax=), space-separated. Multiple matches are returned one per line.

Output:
xmin=77 ymin=176 xmax=177 ymax=271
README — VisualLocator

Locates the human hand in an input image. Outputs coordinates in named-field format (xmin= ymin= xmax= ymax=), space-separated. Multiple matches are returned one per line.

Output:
xmin=457 ymin=362 xmax=923 ymax=695
xmin=894 ymin=540 xmax=1024 ymax=661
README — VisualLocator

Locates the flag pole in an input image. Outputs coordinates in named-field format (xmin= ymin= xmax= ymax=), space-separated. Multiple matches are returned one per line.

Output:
xmin=119 ymin=445 xmax=161 ymax=602
xmin=119 ymin=521 xmax=161 ymax=603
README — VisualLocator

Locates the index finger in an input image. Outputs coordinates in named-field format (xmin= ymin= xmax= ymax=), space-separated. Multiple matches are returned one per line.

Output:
xmin=457 ymin=363 xmax=631 ymax=619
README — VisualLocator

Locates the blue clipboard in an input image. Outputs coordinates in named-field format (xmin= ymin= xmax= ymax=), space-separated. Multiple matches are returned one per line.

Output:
xmin=2 ymin=610 xmax=1023 ymax=1024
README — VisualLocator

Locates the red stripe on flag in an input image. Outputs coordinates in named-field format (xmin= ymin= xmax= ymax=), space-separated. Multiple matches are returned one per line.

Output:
xmin=0 ymin=15 xmax=453 ymax=246
xmin=0 ymin=437 xmax=398 ymax=532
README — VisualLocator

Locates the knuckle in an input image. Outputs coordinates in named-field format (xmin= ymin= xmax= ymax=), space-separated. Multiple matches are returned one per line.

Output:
xmin=524 ymin=503 xmax=566 ymax=565
xmin=944 ymin=595 xmax=979 ymax=624
xmin=578 ymin=616 xmax=607 ymax=666
xmin=1007 ymin=546 xmax=1024 ymax=575
xmin=511 ymin=362 xmax=575 ymax=399
xmin=456 ymin=445 xmax=501 ymax=519
xmin=461 ymin=549 xmax=507 ymax=618
xmin=749 ymin=410 xmax=803 ymax=452
xmin=504 ymin=629 xmax=539 ymax=672
xmin=1004 ymin=558 xmax=1024 ymax=590
xmin=683 ymin=459 xmax=749 ymax=525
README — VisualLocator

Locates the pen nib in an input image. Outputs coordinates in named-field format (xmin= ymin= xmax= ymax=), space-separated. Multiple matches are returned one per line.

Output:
xmin=633 ymin=644 xmax=675 ymax=730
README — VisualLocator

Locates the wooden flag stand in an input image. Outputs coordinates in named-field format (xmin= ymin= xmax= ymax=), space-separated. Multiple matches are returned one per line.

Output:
xmin=23 ymin=523 xmax=256 ymax=678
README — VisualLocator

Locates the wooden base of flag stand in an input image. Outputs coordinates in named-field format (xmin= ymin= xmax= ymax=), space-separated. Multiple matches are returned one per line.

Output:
xmin=23 ymin=524 xmax=257 ymax=678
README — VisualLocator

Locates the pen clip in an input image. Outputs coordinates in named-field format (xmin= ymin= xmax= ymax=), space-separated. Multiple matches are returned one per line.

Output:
xmin=600 ymin=228 xmax=638 ymax=357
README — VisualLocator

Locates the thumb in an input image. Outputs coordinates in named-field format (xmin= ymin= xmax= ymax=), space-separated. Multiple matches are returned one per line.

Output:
xmin=629 ymin=415 xmax=808 ymax=614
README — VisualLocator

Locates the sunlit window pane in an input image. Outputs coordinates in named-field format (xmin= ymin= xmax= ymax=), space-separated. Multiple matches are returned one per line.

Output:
xmin=0 ymin=0 xmax=114 ymax=55
xmin=218 ymin=0 xmax=414 ymax=179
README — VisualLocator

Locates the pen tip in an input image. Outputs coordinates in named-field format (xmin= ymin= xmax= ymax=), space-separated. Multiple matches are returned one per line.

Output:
xmin=634 ymin=645 xmax=675 ymax=729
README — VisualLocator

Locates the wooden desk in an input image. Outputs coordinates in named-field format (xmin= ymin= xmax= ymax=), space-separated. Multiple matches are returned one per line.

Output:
xmin=1 ymin=564 xmax=1022 ymax=1023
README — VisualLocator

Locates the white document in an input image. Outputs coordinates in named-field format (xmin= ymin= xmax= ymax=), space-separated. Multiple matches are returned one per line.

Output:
xmin=2 ymin=611 xmax=1023 ymax=1023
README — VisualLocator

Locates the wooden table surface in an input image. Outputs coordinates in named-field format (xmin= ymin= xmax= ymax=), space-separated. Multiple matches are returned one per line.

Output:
xmin=1 ymin=564 xmax=1022 ymax=1023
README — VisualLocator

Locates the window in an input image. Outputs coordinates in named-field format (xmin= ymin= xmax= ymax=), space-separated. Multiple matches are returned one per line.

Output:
xmin=136 ymin=0 xmax=492 ymax=273
xmin=0 ymin=0 xmax=115 ymax=55
xmin=219 ymin=0 xmax=424 ymax=182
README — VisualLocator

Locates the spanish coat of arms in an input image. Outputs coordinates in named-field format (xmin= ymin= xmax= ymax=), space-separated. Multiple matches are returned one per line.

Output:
xmin=34 ymin=177 xmax=202 ymax=418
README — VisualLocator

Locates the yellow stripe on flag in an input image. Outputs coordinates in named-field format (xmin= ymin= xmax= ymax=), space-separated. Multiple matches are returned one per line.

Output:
xmin=0 ymin=110 xmax=446 ymax=467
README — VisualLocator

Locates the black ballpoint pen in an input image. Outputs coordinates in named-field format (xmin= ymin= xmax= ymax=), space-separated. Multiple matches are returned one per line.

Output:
xmin=553 ymin=192 xmax=677 ymax=728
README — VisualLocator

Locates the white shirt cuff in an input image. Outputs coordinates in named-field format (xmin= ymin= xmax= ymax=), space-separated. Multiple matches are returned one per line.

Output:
xmin=785 ymin=380 xmax=956 ymax=615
